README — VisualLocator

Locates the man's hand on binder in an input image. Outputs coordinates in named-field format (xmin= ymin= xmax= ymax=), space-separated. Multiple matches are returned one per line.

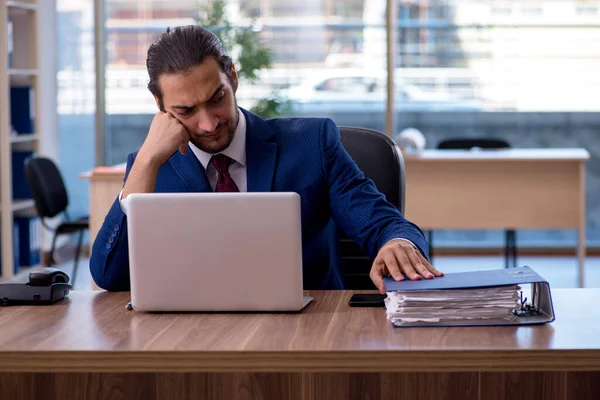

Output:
xmin=370 ymin=240 xmax=443 ymax=294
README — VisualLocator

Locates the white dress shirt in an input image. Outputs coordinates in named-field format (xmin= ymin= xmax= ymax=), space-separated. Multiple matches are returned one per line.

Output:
xmin=189 ymin=108 xmax=247 ymax=192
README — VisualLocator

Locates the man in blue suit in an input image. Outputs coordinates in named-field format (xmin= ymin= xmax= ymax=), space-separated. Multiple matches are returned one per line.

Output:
xmin=90 ymin=25 xmax=443 ymax=294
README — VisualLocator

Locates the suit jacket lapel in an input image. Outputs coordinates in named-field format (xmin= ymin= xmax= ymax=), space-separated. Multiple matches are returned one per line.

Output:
xmin=243 ymin=108 xmax=277 ymax=192
xmin=168 ymin=148 xmax=212 ymax=192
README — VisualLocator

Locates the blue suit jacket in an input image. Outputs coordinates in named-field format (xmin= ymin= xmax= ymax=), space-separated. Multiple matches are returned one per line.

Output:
xmin=90 ymin=109 xmax=428 ymax=291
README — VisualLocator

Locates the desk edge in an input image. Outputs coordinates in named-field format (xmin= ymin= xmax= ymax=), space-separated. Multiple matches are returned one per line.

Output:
xmin=1 ymin=350 xmax=599 ymax=373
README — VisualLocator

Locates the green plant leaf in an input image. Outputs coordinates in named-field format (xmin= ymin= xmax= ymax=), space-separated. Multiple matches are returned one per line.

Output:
xmin=250 ymin=92 xmax=294 ymax=118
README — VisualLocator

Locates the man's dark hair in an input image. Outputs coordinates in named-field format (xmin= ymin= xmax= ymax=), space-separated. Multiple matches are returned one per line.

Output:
xmin=146 ymin=25 xmax=235 ymax=110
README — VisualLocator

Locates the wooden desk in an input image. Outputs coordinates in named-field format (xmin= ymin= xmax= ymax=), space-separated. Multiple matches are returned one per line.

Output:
xmin=79 ymin=165 xmax=126 ymax=255
xmin=0 ymin=290 xmax=599 ymax=400
xmin=81 ymin=148 xmax=590 ymax=287
xmin=405 ymin=149 xmax=590 ymax=287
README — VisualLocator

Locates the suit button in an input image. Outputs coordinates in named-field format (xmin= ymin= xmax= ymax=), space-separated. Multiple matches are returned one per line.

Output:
xmin=106 ymin=243 xmax=111 ymax=249
xmin=108 ymin=237 xmax=114 ymax=244
xmin=111 ymin=231 xmax=118 ymax=238
xmin=113 ymin=224 xmax=119 ymax=232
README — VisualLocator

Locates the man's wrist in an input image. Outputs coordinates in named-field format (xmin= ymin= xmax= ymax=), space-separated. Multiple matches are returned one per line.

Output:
xmin=135 ymin=151 xmax=161 ymax=172
xmin=385 ymin=238 xmax=417 ymax=249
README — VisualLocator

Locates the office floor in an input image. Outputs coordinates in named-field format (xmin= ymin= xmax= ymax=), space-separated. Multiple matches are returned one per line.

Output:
xmin=56 ymin=256 xmax=600 ymax=290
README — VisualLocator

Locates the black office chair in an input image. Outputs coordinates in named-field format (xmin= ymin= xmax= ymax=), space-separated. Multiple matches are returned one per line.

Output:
xmin=336 ymin=126 xmax=406 ymax=289
xmin=431 ymin=137 xmax=516 ymax=269
xmin=437 ymin=138 xmax=510 ymax=151
xmin=24 ymin=157 xmax=89 ymax=286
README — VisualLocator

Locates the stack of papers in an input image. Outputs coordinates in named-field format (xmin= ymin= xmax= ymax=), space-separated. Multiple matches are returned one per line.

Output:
xmin=385 ymin=285 xmax=521 ymax=327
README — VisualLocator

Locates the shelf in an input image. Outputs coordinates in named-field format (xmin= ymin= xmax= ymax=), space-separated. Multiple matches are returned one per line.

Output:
xmin=10 ymin=133 xmax=38 ymax=144
xmin=1 ymin=0 xmax=40 ymax=284
xmin=6 ymin=1 xmax=37 ymax=11
xmin=8 ymin=69 xmax=38 ymax=77
xmin=11 ymin=199 xmax=35 ymax=213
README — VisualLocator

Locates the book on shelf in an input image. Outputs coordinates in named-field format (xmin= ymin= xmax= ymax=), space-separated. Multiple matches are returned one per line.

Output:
xmin=14 ymin=216 xmax=41 ymax=267
xmin=10 ymin=86 xmax=35 ymax=134
xmin=0 ymin=224 xmax=20 ymax=277
xmin=11 ymin=150 xmax=34 ymax=200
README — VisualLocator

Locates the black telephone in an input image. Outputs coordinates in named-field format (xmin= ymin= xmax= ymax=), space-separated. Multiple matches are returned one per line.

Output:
xmin=0 ymin=267 xmax=72 ymax=306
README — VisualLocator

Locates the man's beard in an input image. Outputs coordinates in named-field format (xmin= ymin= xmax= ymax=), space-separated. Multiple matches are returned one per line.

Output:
xmin=190 ymin=106 xmax=239 ymax=154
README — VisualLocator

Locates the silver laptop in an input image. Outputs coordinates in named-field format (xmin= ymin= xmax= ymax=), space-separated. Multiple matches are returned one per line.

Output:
xmin=126 ymin=192 xmax=312 ymax=312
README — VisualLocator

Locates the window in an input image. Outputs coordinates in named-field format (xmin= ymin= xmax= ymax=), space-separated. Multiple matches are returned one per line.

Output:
xmin=576 ymin=6 xmax=598 ymax=16
xmin=57 ymin=0 xmax=95 ymax=218
xmin=87 ymin=0 xmax=600 ymax=249
xmin=521 ymin=7 xmax=543 ymax=16
xmin=491 ymin=7 xmax=512 ymax=16
xmin=102 ymin=0 xmax=386 ymax=165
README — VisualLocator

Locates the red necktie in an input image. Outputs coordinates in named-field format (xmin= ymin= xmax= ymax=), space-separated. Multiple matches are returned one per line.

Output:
xmin=210 ymin=154 xmax=240 ymax=192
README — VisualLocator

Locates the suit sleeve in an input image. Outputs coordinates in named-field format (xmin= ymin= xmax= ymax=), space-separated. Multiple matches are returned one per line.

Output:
xmin=89 ymin=153 xmax=136 ymax=291
xmin=320 ymin=118 xmax=429 ymax=260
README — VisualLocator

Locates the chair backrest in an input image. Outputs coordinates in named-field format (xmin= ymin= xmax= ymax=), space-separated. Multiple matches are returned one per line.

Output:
xmin=24 ymin=157 xmax=69 ymax=219
xmin=437 ymin=138 xmax=510 ymax=150
xmin=337 ymin=126 xmax=406 ymax=289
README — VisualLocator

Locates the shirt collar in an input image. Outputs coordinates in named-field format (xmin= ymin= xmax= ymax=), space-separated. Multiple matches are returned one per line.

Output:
xmin=190 ymin=108 xmax=247 ymax=169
